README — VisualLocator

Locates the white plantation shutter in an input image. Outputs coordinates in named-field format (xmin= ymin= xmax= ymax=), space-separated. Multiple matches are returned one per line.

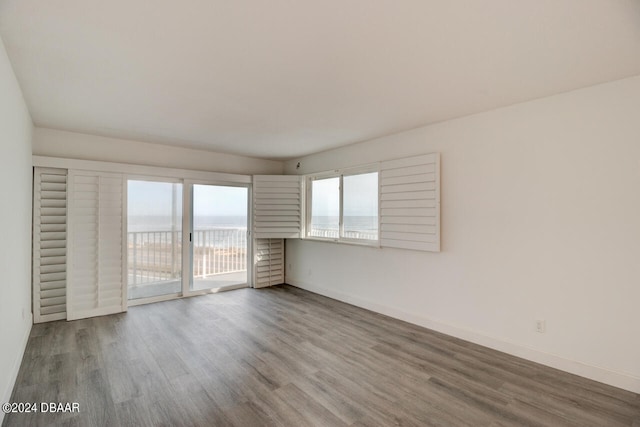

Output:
xmin=33 ymin=167 xmax=68 ymax=323
xmin=254 ymin=238 xmax=284 ymax=288
xmin=253 ymin=175 xmax=302 ymax=238
xmin=380 ymin=153 xmax=441 ymax=252
xmin=67 ymin=170 xmax=126 ymax=320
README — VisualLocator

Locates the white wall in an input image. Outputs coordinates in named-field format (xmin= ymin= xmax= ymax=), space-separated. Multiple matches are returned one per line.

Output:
xmin=284 ymin=75 xmax=640 ymax=393
xmin=33 ymin=128 xmax=283 ymax=175
xmin=0 ymin=36 xmax=34 ymax=423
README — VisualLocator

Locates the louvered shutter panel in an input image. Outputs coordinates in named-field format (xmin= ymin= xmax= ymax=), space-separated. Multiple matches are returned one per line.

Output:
xmin=380 ymin=153 xmax=441 ymax=252
xmin=67 ymin=171 xmax=125 ymax=320
xmin=254 ymin=238 xmax=284 ymax=288
xmin=253 ymin=175 xmax=302 ymax=238
xmin=33 ymin=167 xmax=68 ymax=323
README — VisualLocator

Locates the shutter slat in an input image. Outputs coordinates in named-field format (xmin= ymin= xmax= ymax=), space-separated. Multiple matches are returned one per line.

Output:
xmin=41 ymin=182 xmax=67 ymax=192
xmin=255 ymin=227 xmax=300 ymax=234
xmin=381 ymin=208 xmax=437 ymax=217
xmin=40 ymin=295 xmax=66 ymax=307
xmin=40 ymin=280 xmax=66 ymax=291
xmin=40 ymin=288 xmax=65 ymax=298
xmin=41 ymin=216 xmax=66 ymax=224
xmin=255 ymin=210 xmax=301 ymax=217
xmin=255 ymin=193 xmax=300 ymax=200
xmin=379 ymin=154 xmax=437 ymax=170
xmin=254 ymin=205 xmax=300 ymax=211
xmin=40 ymin=190 xmax=67 ymax=200
xmin=253 ymin=187 xmax=300 ymax=193
xmin=255 ymin=199 xmax=301 ymax=205
xmin=381 ymin=224 xmax=436 ymax=234
xmin=40 ymin=256 xmax=66 ymax=266
xmin=255 ymin=216 xmax=300 ymax=223
xmin=39 ymin=264 xmax=65 ymax=274
xmin=40 ymin=199 xmax=66 ymax=208
xmin=381 ymin=190 xmax=436 ymax=201
xmin=41 ymin=231 xmax=66 ymax=241
xmin=381 ymin=172 xmax=436 ymax=184
xmin=380 ymin=164 xmax=436 ymax=178
xmin=41 ymin=174 xmax=67 ymax=183
xmin=40 ymin=304 xmax=66 ymax=315
xmin=380 ymin=182 xmax=436 ymax=193
xmin=41 ymin=272 xmax=66 ymax=282
xmin=40 ymin=247 xmax=66 ymax=257
xmin=381 ymin=199 xmax=436 ymax=209
xmin=40 ymin=223 xmax=66 ymax=232
xmin=381 ymin=231 xmax=437 ymax=243
xmin=255 ymin=221 xmax=300 ymax=228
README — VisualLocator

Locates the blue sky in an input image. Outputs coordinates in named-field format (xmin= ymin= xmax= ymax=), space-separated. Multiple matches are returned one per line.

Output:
xmin=311 ymin=172 xmax=378 ymax=217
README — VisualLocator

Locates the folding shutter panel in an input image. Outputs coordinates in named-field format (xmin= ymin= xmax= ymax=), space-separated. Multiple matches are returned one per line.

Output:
xmin=380 ymin=153 xmax=441 ymax=252
xmin=33 ymin=167 xmax=68 ymax=323
xmin=67 ymin=171 xmax=125 ymax=320
xmin=254 ymin=238 xmax=284 ymax=288
xmin=253 ymin=175 xmax=302 ymax=238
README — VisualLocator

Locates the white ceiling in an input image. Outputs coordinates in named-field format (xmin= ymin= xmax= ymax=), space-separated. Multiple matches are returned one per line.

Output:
xmin=1 ymin=0 xmax=640 ymax=160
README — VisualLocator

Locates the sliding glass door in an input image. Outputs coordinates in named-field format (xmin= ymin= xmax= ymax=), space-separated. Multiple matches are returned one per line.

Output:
xmin=127 ymin=179 xmax=250 ymax=304
xmin=190 ymin=184 xmax=249 ymax=292
xmin=127 ymin=179 xmax=183 ymax=301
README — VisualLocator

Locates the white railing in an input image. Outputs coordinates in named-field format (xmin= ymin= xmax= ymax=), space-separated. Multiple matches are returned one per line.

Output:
xmin=192 ymin=229 xmax=247 ymax=278
xmin=309 ymin=228 xmax=378 ymax=241
xmin=128 ymin=228 xmax=247 ymax=286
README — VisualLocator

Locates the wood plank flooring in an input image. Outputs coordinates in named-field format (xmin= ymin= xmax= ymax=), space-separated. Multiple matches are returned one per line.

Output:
xmin=4 ymin=285 xmax=640 ymax=426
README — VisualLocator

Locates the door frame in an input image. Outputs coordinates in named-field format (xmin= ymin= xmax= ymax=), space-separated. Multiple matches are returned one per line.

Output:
xmin=124 ymin=175 xmax=184 ymax=307
xmin=182 ymin=179 xmax=253 ymax=298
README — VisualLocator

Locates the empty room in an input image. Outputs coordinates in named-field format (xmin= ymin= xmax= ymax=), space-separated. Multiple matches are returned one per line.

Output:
xmin=1 ymin=1 xmax=640 ymax=426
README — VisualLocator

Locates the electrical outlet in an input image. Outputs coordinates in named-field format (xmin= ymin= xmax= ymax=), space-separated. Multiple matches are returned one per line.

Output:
xmin=288 ymin=263 xmax=292 ymax=271
xmin=535 ymin=319 xmax=546 ymax=333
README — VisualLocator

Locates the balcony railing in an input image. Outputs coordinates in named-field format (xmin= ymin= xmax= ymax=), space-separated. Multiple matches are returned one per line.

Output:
xmin=128 ymin=228 xmax=247 ymax=286
xmin=308 ymin=228 xmax=378 ymax=240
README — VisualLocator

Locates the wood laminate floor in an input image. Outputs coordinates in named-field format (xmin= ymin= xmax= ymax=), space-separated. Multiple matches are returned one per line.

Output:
xmin=4 ymin=285 xmax=640 ymax=427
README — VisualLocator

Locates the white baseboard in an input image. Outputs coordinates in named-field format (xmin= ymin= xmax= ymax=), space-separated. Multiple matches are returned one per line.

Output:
xmin=286 ymin=277 xmax=640 ymax=394
xmin=0 ymin=314 xmax=32 ymax=426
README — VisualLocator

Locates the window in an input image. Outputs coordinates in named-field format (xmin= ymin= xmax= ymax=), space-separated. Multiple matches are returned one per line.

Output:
xmin=307 ymin=168 xmax=379 ymax=243
xmin=309 ymin=176 xmax=340 ymax=238
xmin=343 ymin=172 xmax=379 ymax=240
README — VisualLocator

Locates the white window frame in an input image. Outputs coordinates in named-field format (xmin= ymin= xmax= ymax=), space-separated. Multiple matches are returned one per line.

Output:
xmin=183 ymin=179 xmax=253 ymax=296
xmin=305 ymin=164 xmax=380 ymax=247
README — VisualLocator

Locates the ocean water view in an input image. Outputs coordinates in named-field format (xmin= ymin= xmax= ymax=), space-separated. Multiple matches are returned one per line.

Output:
xmin=128 ymin=215 xmax=247 ymax=232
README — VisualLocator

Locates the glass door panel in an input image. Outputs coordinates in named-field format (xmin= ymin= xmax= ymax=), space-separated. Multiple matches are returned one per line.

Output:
xmin=127 ymin=180 xmax=183 ymax=300
xmin=191 ymin=184 xmax=248 ymax=292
